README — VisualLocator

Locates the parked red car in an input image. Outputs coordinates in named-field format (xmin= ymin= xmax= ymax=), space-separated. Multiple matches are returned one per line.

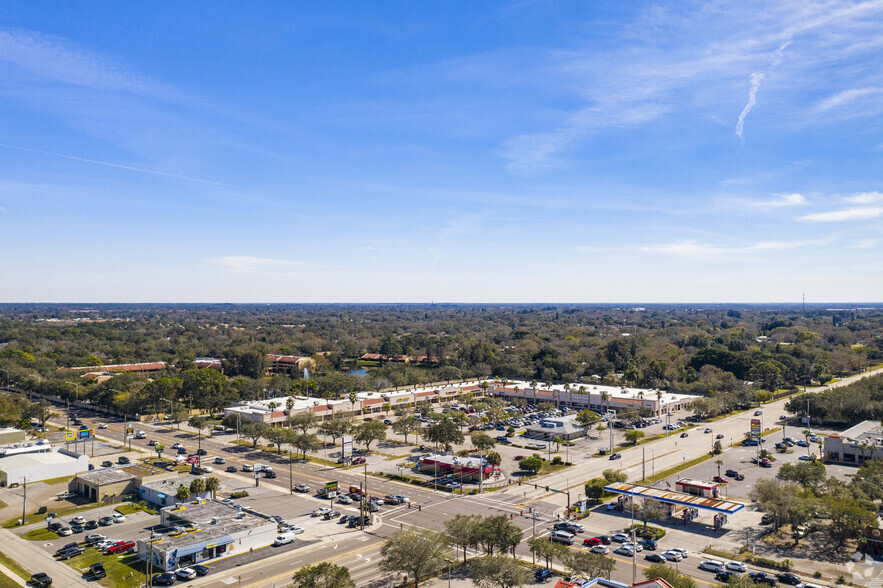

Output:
xmin=352 ymin=457 xmax=367 ymax=465
xmin=106 ymin=541 xmax=135 ymax=554
xmin=584 ymin=537 xmax=603 ymax=546
xmin=712 ymin=475 xmax=729 ymax=483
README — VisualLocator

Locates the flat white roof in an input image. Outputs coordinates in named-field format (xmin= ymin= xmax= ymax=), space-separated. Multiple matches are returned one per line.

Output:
xmin=0 ymin=451 xmax=81 ymax=472
xmin=497 ymin=380 xmax=699 ymax=405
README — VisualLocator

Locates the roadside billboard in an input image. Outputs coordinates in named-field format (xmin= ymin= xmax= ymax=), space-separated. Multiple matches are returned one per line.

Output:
xmin=342 ymin=435 xmax=353 ymax=460
xmin=64 ymin=428 xmax=95 ymax=442
xmin=750 ymin=419 xmax=761 ymax=439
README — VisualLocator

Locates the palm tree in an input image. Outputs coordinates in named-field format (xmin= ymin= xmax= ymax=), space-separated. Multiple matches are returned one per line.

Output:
xmin=600 ymin=391 xmax=610 ymax=419
xmin=349 ymin=390 xmax=358 ymax=421
xmin=715 ymin=459 xmax=723 ymax=480
xmin=205 ymin=477 xmax=220 ymax=499
xmin=552 ymin=436 xmax=563 ymax=452
xmin=286 ymin=398 xmax=295 ymax=427
xmin=176 ymin=485 xmax=191 ymax=502
xmin=189 ymin=477 xmax=206 ymax=495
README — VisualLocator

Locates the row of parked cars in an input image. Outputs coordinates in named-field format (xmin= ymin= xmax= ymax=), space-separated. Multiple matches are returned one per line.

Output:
xmin=48 ymin=512 xmax=125 ymax=536
xmin=150 ymin=566 xmax=210 ymax=585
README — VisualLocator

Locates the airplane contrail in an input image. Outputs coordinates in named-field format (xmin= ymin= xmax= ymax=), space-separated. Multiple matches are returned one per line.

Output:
xmin=0 ymin=143 xmax=239 ymax=188
xmin=735 ymin=73 xmax=764 ymax=142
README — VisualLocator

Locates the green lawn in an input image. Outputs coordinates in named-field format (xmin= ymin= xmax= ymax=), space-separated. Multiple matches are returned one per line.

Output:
xmin=0 ymin=572 xmax=20 ymax=588
xmin=0 ymin=549 xmax=31 ymax=580
xmin=41 ymin=474 xmax=75 ymax=486
xmin=22 ymin=528 xmax=58 ymax=541
xmin=642 ymin=452 xmax=715 ymax=485
xmin=64 ymin=547 xmax=147 ymax=587
xmin=2 ymin=502 xmax=100 ymax=528
xmin=113 ymin=503 xmax=155 ymax=516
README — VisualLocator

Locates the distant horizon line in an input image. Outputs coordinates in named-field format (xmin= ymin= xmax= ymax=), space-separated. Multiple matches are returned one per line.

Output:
xmin=1 ymin=301 xmax=882 ymax=307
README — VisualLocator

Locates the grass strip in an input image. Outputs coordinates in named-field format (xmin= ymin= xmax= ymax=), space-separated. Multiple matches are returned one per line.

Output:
xmin=0 ymin=549 xmax=30 ymax=580
xmin=642 ymin=453 xmax=717 ymax=485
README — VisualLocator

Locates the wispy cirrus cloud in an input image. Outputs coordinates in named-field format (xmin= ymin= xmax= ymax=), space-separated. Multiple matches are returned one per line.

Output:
xmin=815 ymin=87 xmax=883 ymax=111
xmin=209 ymin=256 xmax=302 ymax=276
xmin=845 ymin=191 xmax=883 ymax=204
xmin=796 ymin=191 xmax=883 ymax=221
xmin=746 ymin=192 xmax=806 ymax=207
xmin=496 ymin=1 xmax=883 ymax=173
xmin=0 ymin=29 xmax=177 ymax=99
xmin=640 ymin=239 xmax=816 ymax=259
xmin=798 ymin=207 xmax=883 ymax=222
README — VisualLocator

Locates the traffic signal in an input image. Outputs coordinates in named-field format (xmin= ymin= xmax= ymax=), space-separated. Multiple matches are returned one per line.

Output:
xmin=517 ymin=479 xmax=521 ymax=486
xmin=533 ymin=484 xmax=538 ymax=489
xmin=545 ymin=486 xmax=549 ymax=492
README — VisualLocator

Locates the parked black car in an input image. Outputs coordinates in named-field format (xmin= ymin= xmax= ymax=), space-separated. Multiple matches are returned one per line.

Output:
xmin=264 ymin=470 xmax=277 ymax=479
xmin=54 ymin=542 xmax=79 ymax=556
xmin=99 ymin=516 xmax=114 ymax=526
xmin=89 ymin=562 xmax=107 ymax=579
xmin=84 ymin=520 xmax=99 ymax=530
xmin=749 ymin=572 xmax=778 ymax=585
xmin=30 ymin=573 xmax=52 ymax=587
xmin=716 ymin=571 xmax=739 ymax=583
xmin=56 ymin=545 xmax=85 ymax=560
xmin=191 ymin=565 xmax=210 ymax=577
xmin=776 ymin=573 xmax=801 ymax=585
xmin=151 ymin=572 xmax=177 ymax=586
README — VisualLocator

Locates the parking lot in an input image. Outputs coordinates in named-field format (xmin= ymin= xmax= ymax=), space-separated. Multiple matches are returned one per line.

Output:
xmin=14 ymin=472 xmax=373 ymax=582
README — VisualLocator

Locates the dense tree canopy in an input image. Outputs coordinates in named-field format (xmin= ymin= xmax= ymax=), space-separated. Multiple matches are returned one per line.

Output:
xmin=0 ymin=304 xmax=878 ymax=417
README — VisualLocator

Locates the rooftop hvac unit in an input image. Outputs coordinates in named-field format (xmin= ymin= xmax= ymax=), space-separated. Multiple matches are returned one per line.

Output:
xmin=211 ymin=517 xmax=220 ymax=525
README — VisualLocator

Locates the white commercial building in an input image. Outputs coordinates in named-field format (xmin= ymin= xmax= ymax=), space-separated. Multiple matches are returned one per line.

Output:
xmin=0 ymin=446 xmax=90 ymax=485
xmin=224 ymin=380 xmax=489 ymax=424
xmin=489 ymin=380 xmax=699 ymax=417
xmin=139 ymin=501 xmax=277 ymax=571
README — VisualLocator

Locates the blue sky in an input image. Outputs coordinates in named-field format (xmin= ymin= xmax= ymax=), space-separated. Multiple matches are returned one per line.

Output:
xmin=1 ymin=1 xmax=882 ymax=303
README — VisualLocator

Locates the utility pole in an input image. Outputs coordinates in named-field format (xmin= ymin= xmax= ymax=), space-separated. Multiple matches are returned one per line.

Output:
xmin=288 ymin=448 xmax=293 ymax=494
xmin=21 ymin=478 xmax=27 ymax=526
xmin=630 ymin=495 xmax=637 ymax=584
xmin=145 ymin=528 xmax=155 ymax=587
xmin=642 ymin=447 xmax=646 ymax=482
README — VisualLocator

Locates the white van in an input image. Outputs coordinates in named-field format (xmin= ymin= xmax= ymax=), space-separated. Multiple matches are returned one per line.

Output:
xmin=274 ymin=532 xmax=296 ymax=546
xmin=698 ymin=560 xmax=726 ymax=572
xmin=135 ymin=430 xmax=146 ymax=439
xmin=549 ymin=530 xmax=575 ymax=545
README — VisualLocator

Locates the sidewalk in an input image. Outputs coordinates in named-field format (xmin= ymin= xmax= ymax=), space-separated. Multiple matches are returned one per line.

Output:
xmin=0 ymin=529 xmax=87 ymax=588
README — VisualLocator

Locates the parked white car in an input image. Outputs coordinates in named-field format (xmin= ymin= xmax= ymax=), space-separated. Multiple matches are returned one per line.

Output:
xmin=669 ymin=548 xmax=688 ymax=558
xmin=590 ymin=545 xmax=609 ymax=554
xmin=662 ymin=550 xmax=683 ymax=562
xmin=725 ymin=561 xmax=747 ymax=573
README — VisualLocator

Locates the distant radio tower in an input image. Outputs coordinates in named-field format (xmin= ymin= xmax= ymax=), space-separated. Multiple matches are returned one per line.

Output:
xmin=802 ymin=291 xmax=805 ymax=314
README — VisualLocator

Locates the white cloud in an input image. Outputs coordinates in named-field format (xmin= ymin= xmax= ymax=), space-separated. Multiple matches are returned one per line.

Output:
xmin=747 ymin=193 xmax=806 ymax=207
xmin=642 ymin=239 xmax=813 ymax=259
xmin=844 ymin=191 xmax=883 ymax=204
xmin=848 ymin=239 xmax=878 ymax=249
xmin=798 ymin=207 xmax=883 ymax=222
xmin=208 ymin=256 xmax=301 ymax=276
xmin=815 ymin=87 xmax=883 ymax=111
xmin=494 ymin=1 xmax=883 ymax=172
